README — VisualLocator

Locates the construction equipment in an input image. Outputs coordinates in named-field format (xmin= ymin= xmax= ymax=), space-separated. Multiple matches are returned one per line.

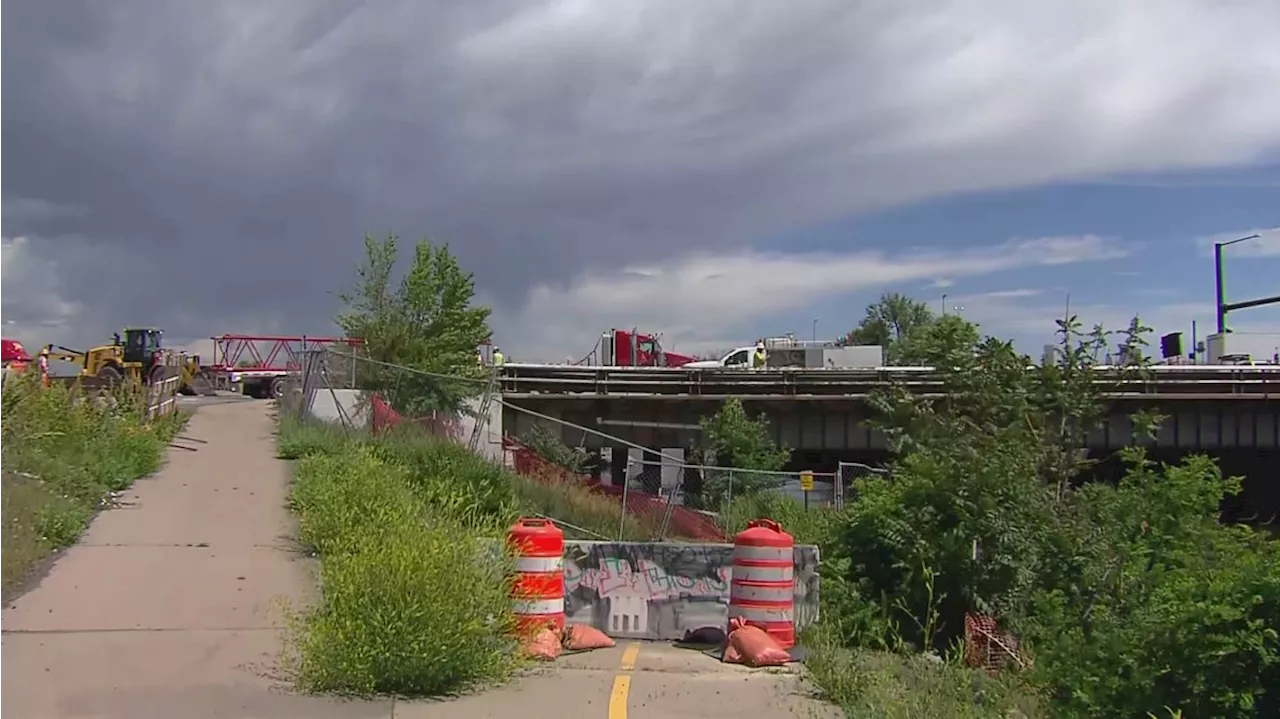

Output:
xmin=45 ymin=327 xmax=213 ymax=394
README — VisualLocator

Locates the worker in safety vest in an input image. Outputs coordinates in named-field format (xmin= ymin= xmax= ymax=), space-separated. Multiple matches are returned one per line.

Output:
xmin=492 ymin=347 xmax=505 ymax=366
xmin=752 ymin=342 xmax=766 ymax=369
xmin=37 ymin=347 xmax=52 ymax=387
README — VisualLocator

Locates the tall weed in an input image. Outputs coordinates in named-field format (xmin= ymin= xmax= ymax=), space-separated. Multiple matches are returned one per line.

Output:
xmin=288 ymin=445 xmax=519 ymax=696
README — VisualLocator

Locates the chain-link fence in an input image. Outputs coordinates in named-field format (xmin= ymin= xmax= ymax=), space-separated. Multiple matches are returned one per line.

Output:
xmin=279 ymin=346 xmax=890 ymax=540
xmin=279 ymin=347 xmax=722 ymax=541
xmin=836 ymin=460 xmax=889 ymax=510
xmin=624 ymin=457 xmax=839 ymax=511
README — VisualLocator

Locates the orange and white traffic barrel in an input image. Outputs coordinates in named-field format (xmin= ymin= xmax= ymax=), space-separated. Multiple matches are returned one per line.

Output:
xmin=507 ymin=517 xmax=565 ymax=635
xmin=730 ymin=518 xmax=796 ymax=648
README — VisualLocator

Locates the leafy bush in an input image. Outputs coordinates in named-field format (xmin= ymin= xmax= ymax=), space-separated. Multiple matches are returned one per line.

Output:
xmin=806 ymin=309 xmax=1280 ymax=717
xmin=520 ymin=424 xmax=591 ymax=474
xmin=694 ymin=397 xmax=791 ymax=509
xmin=2 ymin=373 xmax=186 ymax=594
xmin=288 ymin=443 xmax=519 ymax=696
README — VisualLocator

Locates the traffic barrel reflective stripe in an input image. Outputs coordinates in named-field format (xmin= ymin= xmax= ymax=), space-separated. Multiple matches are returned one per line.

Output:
xmin=507 ymin=517 xmax=565 ymax=635
xmin=730 ymin=518 xmax=796 ymax=648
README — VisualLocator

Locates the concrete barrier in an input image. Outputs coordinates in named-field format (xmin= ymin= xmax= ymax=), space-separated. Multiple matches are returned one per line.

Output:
xmin=562 ymin=540 xmax=819 ymax=640
xmin=307 ymin=388 xmax=370 ymax=428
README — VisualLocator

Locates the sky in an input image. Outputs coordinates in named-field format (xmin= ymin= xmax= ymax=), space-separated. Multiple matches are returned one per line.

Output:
xmin=3 ymin=0 xmax=1279 ymax=364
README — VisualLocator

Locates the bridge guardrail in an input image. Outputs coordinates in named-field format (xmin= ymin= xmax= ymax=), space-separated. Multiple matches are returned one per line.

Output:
xmin=498 ymin=364 xmax=1280 ymax=399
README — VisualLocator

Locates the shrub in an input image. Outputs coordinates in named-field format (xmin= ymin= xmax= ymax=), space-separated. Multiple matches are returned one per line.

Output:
xmin=288 ymin=444 xmax=519 ymax=696
xmin=806 ymin=307 xmax=1279 ymax=717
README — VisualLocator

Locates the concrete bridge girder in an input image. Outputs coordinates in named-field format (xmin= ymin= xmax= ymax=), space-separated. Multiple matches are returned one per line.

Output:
xmin=503 ymin=397 xmax=1280 ymax=454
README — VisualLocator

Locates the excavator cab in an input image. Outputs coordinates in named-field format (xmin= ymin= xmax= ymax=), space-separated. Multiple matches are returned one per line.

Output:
xmin=121 ymin=327 xmax=164 ymax=366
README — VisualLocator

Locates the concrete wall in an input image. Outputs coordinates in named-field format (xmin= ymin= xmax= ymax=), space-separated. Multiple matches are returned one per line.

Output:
xmin=562 ymin=540 xmax=819 ymax=640
xmin=307 ymin=388 xmax=370 ymax=429
xmin=304 ymin=390 xmax=504 ymax=464
xmin=458 ymin=394 xmax=504 ymax=463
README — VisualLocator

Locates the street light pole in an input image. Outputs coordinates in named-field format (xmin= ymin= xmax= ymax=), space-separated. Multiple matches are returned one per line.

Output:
xmin=1215 ymin=234 xmax=1262 ymax=334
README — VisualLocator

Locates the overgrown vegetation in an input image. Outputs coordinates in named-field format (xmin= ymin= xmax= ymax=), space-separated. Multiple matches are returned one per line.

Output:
xmin=520 ymin=424 xmax=592 ymax=474
xmin=278 ymin=413 xmax=660 ymax=695
xmin=286 ymin=439 xmax=519 ymax=695
xmin=1 ymin=373 xmax=186 ymax=598
xmin=801 ymin=301 xmax=1280 ymax=718
xmin=302 ymin=237 xmax=1280 ymax=714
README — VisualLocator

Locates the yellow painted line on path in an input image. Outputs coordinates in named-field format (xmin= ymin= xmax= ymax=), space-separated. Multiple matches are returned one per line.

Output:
xmin=608 ymin=642 xmax=642 ymax=719
xmin=619 ymin=642 xmax=641 ymax=671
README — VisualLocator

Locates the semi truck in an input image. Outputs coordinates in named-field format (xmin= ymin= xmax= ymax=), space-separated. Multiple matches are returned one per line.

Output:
xmin=587 ymin=328 xmax=696 ymax=367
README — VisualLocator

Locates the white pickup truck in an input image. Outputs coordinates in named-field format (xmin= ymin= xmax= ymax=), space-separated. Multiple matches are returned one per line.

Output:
xmin=683 ymin=342 xmax=885 ymax=369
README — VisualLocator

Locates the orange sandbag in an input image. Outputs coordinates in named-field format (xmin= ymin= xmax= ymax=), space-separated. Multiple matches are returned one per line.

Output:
xmin=722 ymin=621 xmax=790 ymax=667
xmin=563 ymin=624 xmax=616 ymax=651
xmin=522 ymin=626 xmax=564 ymax=661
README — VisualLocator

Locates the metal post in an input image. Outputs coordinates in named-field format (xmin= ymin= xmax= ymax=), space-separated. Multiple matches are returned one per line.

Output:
xmin=1215 ymin=242 xmax=1227 ymax=334
xmin=1216 ymin=234 xmax=1263 ymax=334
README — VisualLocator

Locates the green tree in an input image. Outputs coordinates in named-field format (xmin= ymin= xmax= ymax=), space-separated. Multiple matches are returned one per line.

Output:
xmin=691 ymin=398 xmax=791 ymax=508
xmin=845 ymin=293 xmax=940 ymax=364
xmin=337 ymin=234 xmax=491 ymax=415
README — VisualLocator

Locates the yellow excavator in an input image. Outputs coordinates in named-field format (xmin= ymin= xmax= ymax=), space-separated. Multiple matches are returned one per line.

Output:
xmin=45 ymin=327 xmax=213 ymax=395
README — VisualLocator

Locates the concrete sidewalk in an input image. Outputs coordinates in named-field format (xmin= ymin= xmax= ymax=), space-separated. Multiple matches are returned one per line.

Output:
xmin=1 ymin=400 xmax=841 ymax=719
xmin=1 ymin=400 xmax=387 ymax=718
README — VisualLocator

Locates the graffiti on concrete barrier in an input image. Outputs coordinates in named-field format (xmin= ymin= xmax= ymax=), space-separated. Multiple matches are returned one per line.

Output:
xmin=562 ymin=541 xmax=820 ymax=640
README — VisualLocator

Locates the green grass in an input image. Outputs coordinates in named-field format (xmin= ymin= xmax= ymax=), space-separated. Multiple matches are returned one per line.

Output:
xmin=286 ymin=445 xmax=520 ymax=695
xmin=1 ymin=374 xmax=187 ymax=598
xmin=804 ymin=640 xmax=1046 ymax=719
xmin=276 ymin=413 xmax=653 ymax=540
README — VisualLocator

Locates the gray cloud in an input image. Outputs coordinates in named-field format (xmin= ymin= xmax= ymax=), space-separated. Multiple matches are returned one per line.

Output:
xmin=4 ymin=0 xmax=1280 ymax=353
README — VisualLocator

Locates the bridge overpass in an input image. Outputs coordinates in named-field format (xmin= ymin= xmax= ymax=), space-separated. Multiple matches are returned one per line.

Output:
xmin=498 ymin=363 xmax=1279 ymax=454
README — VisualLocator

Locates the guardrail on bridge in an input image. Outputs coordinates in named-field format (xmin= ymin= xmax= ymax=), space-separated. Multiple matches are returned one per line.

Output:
xmin=497 ymin=363 xmax=1280 ymax=399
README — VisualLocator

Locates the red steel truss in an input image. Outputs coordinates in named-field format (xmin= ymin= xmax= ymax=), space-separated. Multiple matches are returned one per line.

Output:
xmin=209 ymin=334 xmax=363 ymax=373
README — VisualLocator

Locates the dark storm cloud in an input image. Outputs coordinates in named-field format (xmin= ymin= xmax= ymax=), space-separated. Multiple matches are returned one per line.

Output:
xmin=3 ymin=0 xmax=1280 ymax=352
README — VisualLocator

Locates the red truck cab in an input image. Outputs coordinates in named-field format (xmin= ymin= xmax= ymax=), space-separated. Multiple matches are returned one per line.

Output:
xmin=2 ymin=337 xmax=32 ymax=376
xmin=600 ymin=329 xmax=693 ymax=367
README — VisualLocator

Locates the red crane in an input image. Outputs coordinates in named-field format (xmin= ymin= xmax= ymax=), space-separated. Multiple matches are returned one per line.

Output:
xmin=207 ymin=334 xmax=363 ymax=399
xmin=208 ymin=334 xmax=362 ymax=372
